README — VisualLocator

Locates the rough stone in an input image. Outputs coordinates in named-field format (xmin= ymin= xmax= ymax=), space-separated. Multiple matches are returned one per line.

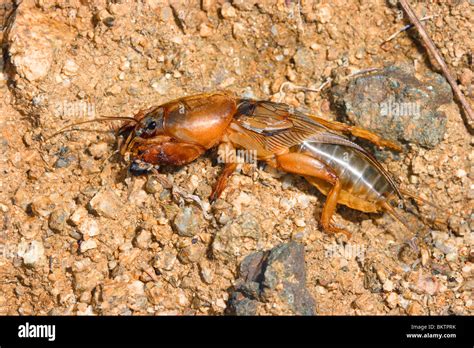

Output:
xmin=227 ymin=242 xmax=316 ymax=315
xmin=293 ymin=48 xmax=315 ymax=76
xmin=5 ymin=6 xmax=75 ymax=82
xmin=331 ymin=65 xmax=453 ymax=148
xmin=89 ymin=189 xmax=123 ymax=219
xmin=212 ymin=213 xmax=261 ymax=263
xmin=17 ymin=240 xmax=45 ymax=266
xmin=178 ymin=243 xmax=206 ymax=264
xmin=48 ymin=209 xmax=69 ymax=233
xmin=80 ymin=239 xmax=97 ymax=253
xmin=172 ymin=206 xmax=203 ymax=237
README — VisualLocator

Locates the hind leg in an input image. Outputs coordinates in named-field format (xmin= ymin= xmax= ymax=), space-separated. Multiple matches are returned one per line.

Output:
xmin=309 ymin=116 xmax=402 ymax=151
xmin=273 ymin=152 xmax=351 ymax=238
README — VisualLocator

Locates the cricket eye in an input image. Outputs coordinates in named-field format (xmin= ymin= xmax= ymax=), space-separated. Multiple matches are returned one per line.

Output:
xmin=147 ymin=121 xmax=157 ymax=131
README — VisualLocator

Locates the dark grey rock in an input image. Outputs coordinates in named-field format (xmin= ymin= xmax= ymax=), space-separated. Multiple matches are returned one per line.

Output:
xmin=227 ymin=242 xmax=316 ymax=315
xmin=331 ymin=65 xmax=453 ymax=148
xmin=228 ymin=292 xmax=258 ymax=316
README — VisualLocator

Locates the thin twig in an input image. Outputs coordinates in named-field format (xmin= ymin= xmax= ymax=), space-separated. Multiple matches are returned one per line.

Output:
xmin=345 ymin=68 xmax=381 ymax=80
xmin=381 ymin=15 xmax=437 ymax=45
xmin=277 ymin=79 xmax=333 ymax=102
xmin=398 ymin=0 xmax=474 ymax=123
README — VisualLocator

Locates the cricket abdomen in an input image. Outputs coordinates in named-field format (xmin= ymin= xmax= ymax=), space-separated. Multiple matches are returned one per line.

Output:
xmin=299 ymin=142 xmax=396 ymax=205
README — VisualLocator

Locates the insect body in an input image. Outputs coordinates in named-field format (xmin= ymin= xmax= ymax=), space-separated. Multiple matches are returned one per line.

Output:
xmin=116 ymin=92 xmax=408 ymax=237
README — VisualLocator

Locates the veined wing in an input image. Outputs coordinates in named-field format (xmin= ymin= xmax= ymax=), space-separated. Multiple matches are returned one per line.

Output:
xmin=235 ymin=99 xmax=331 ymax=136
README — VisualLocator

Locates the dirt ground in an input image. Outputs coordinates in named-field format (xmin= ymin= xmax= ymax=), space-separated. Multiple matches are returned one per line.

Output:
xmin=0 ymin=0 xmax=472 ymax=315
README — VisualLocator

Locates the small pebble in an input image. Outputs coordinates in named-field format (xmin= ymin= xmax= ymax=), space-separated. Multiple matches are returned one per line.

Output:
xmin=409 ymin=175 xmax=418 ymax=184
xmin=386 ymin=292 xmax=399 ymax=309
xmin=0 ymin=203 xmax=9 ymax=213
xmin=17 ymin=240 xmax=45 ymax=266
xmin=215 ymin=298 xmax=227 ymax=309
xmin=48 ymin=209 xmax=69 ymax=233
xmin=461 ymin=279 xmax=474 ymax=291
xmin=297 ymin=194 xmax=311 ymax=209
xmin=293 ymin=48 xmax=315 ymax=75
xmin=178 ymin=244 xmax=205 ymax=264
xmin=62 ymin=59 xmax=79 ymax=76
xmin=128 ymin=280 xmax=145 ymax=296
xmin=153 ymin=249 xmax=177 ymax=272
xmin=150 ymin=77 xmax=168 ymax=95
xmin=88 ymin=142 xmax=109 ymax=159
xmin=89 ymin=190 xmax=122 ymax=219
xmin=459 ymin=68 xmax=473 ymax=86
xmin=134 ymin=230 xmax=152 ymax=249
xmin=315 ymin=5 xmax=332 ymax=23
xmin=446 ymin=252 xmax=458 ymax=262
xmin=172 ymin=206 xmax=202 ymax=237
xmin=145 ymin=176 xmax=163 ymax=194
xmin=201 ymin=0 xmax=213 ymax=11
xmin=406 ymin=301 xmax=424 ymax=315
xmin=199 ymin=23 xmax=213 ymax=37
xmin=77 ymin=304 xmax=94 ymax=315
xmin=279 ymin=197 xmax=295 ymax=212
xmin=221 ymin=3 xmax=236 ymax=18
xmin=327 ymin=49 xmax=339 ymax=61
xmin=103 ymin=16 xmax=115 ymax=27
xmin=80 ymin=239 xmax=97 ymax=253
xmin=70 ymin=207 xmax=88 ymax=225
xmin=455 ymin=169 xmax=466 ymax=178
xmin=233 ymin=0 xmax=256 ymax=11
xmin=77 ymin=218 xmax=100 ymax=239
xmin=128 ymin=189 xmax=148 ymax=206
xmin=420 ymin=248 xmax=430 ymax=266
xmin=355 ymin=48 xmax=365 ymax=59
xmin=383 ymin=280 xmax=394 ymax=292
xmin=199 ymin=262 xmax=214 ymax=284
xmin=294 ymin=218 xmax=306 ymax=227
xmin=55 ymin=155 xmax=76 ymax=168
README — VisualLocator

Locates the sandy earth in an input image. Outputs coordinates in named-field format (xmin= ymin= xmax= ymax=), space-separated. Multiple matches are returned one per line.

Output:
xmin=0 ymin=0 xmax=472 ymax=315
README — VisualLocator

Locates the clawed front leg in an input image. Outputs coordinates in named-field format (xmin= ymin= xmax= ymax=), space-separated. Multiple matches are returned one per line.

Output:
xmin=133 ymin=141 xmax=205 ymax=166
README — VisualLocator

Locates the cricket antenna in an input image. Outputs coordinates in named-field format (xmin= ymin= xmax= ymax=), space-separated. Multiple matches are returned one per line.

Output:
xmin=44 ymin=116 xmax=138 ymax=142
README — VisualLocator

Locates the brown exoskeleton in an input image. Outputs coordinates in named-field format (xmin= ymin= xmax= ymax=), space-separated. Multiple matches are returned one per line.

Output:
xmin=50 ymin=92 xmax=441 ymax=239
xmin=109 ymin=92 xmax=422 ymax=238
